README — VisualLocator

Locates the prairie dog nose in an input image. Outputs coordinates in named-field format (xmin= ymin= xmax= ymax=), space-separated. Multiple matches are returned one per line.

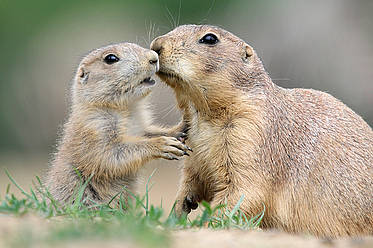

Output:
xmin=150 ymin=36 xmax=166 ymax=55
xmin=148 ymin=50 xmax=158 ymax=64
xmin=147 ymin=50 xmax=159 ymax=71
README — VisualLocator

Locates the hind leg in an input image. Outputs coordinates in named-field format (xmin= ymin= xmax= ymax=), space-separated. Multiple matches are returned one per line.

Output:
xmin=175 ymin=178 xmax=201 ymax=217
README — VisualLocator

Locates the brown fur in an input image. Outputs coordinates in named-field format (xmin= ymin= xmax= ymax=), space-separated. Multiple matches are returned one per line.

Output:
xmin=150 ymin=25 xmax=373 ymax=237
xmin=46 ymin=43 xmax=189 ymax=206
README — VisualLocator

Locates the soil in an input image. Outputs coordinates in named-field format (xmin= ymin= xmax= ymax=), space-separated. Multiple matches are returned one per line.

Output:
xmin=1 ymin=155 xmax=373 ymax=248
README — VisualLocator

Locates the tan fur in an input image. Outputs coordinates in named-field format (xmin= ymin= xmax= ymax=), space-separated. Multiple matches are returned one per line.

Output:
xmin=46 ymin=43 xmax=189 ymax=206
xmin=150 ymin=25 xmax=373 ymax=237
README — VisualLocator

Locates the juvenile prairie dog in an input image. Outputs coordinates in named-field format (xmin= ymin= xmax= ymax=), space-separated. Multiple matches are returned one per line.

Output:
xmin=151 ymin=25 xmax=373 ymax=237
xmin=46 ymin=43 xmax=190 ymax=206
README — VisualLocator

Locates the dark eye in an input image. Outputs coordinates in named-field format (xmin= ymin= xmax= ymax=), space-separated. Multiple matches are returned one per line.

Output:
xmin=199 ymin=33 xmax=219 ymax=45
xmin=104 ymin=54 xmax=119 ymax=64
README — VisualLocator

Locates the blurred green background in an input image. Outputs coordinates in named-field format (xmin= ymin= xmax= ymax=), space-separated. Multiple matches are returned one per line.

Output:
xmin=0 ymin=0 xmax=372 ymax=208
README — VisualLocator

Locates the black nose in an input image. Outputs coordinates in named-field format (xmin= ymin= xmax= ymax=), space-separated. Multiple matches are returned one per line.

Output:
xmin=153 ymin=48 xmax=161 ymax=55
xmin=149 ymin=58 xmax=158 ymax=64
xmin=150 ymin=36 xmax=165 ymax=55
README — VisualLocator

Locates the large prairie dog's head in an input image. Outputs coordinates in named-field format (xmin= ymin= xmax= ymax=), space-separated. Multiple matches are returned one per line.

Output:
xmin=73 ymin=43 xmax=159 ymax=108
xmin=150 ymin=25 xmax=269 ymax=111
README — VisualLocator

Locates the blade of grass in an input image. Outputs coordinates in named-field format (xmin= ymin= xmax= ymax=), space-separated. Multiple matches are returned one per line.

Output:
xmin=227 ymin=194 xmax=244 ymax=219
xmin=5 ymin=170 xmax=32 ymax=199
xmin=145 ymin=169 xmax=157 ymax=216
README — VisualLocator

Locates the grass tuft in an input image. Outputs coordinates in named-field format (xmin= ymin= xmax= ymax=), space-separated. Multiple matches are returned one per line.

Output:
xmin=0 ymin=170 xmax=264 ymax=247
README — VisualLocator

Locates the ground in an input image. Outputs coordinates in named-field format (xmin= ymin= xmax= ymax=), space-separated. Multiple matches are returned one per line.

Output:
xmin=1 ymin=154 xmax=373 ymax=248
xmin=2 ymin=215 xmax=373 ymax=248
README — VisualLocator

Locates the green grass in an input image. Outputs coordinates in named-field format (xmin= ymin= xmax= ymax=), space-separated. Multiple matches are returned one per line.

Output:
xmin=0 ymin=170 xmax=264 ymax=248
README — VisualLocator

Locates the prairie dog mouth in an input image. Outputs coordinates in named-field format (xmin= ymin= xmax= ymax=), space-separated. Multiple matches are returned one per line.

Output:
xmin=140 ymin=77 xmax=156 ymax=86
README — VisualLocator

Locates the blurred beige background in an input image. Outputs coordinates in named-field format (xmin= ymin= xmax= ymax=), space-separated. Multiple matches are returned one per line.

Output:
xmin=0 ymin=0 xmax=372 ymax=214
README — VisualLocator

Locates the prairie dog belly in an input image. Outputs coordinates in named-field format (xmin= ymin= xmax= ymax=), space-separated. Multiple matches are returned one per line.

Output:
xmin=125 ymin=99 xmax=152 ymax=137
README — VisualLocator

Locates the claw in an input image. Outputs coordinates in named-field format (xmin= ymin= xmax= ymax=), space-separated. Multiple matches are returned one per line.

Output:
xmin=180 ymin=132 xmax=187 ymax=138
xmin=185 ymin=195 xmax=198 ymax=210
xmin=176 ymin=132 xmax=188 ymax=143
xmin=186 ymin=146 xmax=193 ymax=152
xmin=183 ymin=152 xmax=190 ymax=156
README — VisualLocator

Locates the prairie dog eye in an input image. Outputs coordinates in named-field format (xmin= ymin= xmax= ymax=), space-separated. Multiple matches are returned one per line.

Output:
xmin=199 ymin=33 xmax=219 ymax=45
xmin=104 ymin=54 xmax=120 ymax=64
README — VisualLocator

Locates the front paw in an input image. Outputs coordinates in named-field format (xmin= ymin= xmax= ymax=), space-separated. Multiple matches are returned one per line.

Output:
xmin=152 ymin=136 xmax=192 ymax=160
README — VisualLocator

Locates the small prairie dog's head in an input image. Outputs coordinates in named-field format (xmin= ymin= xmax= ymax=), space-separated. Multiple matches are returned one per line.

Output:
xmin=150 ymin=25 xmax=265 ymax=93
xmin=73 ymin=43 xmax=159 ymax=108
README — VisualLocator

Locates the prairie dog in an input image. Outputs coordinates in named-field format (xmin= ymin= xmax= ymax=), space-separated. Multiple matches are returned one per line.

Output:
xmin=46 ymin=43 xmax=190 ymax=206
xmin=151 ymin=25 xmax=373 ymax=237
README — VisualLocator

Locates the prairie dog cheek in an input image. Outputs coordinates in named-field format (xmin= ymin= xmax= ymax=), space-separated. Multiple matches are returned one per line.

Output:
xmin=178 ymin=60 xmax=196 ymax=81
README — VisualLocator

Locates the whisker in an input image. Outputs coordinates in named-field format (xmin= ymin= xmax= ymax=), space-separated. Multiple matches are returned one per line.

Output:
xmin=165 ymin=5 xmax=176 ymax=28
xmin=177 ymin=0 xmax=182 ymax=27
xmin=160 ymin=104 xmax=177 ymax=120
xmin=198 ymin=0 xmax=216 ymax=25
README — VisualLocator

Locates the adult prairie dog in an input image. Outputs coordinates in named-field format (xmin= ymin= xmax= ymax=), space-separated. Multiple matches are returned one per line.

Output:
xmin=151 ymin=25 xmax=373 ymax=237
xmin=46 ymin=43 xmax=190 ymax=206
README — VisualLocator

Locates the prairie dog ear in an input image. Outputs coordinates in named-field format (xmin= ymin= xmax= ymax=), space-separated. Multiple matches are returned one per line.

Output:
xmin=242 ymin=45 xmax=253 ymax=62
xmin=77 ymin=67 xmax=89 ymax=84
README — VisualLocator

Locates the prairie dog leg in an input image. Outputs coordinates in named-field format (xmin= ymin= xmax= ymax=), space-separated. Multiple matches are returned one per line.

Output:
xmin=174 ymin=166 xmax=204 ymax=217
xmin=145 ymin=121 xmax=190 ymax=143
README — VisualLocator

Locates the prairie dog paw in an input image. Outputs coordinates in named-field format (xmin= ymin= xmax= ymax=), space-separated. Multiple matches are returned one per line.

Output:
xmin=152 ymin=136 xmax=192 ymax=160
xmin=183 ymin=194 xmax=199 ymax=213
xmin=175 ymin=193 xmax=199 ymax=217
xmin=174 ymin=131 xmax=188 ymax=143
